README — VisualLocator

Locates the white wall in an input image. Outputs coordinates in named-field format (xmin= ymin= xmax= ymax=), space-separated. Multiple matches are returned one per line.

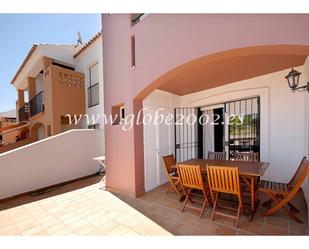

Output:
xmin=35 ymin=73 xmax=44 ymax=95
xmin=0 ymin=129 xmax=104 ymax=200
xmin=181 ymin=65 xmax=308 ymax=183
xmin=75 ymin=36 xmax=104 ymax=130
xmin=37 ymin=124 xmax=46 ymax=140
xmin=144 ymin=62 xmax=309 ymax=195
xmin=301 ymin=59 xmax=309 ymax=208
xmin=13 ymin=45 xmax=76 ymax=90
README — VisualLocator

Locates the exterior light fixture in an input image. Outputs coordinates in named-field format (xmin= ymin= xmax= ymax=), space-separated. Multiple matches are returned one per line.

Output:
xmin=285 ymin=68 xmax=309 ymax=92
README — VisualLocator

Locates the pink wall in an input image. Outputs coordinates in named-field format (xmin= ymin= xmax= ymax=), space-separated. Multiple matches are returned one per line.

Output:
xmin=102 ymin=14 xmax=309 ymax=196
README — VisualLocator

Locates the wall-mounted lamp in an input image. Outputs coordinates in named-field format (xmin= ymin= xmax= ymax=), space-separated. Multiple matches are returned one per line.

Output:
xmin=285 ymin=68 xmax=309 ymax=92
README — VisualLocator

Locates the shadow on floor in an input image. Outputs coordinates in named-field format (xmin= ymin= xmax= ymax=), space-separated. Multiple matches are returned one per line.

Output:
xmin=113 ymin=183 xmax=309 ymax=236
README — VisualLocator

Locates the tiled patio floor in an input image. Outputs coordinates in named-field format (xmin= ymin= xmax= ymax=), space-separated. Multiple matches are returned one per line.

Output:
xmin=0 ymin=175 xmax=307 ymax=236
xmin=115 ymin=184 xmax=309 ymax=235
xmin=0 ymin=175 xmax=170 ymax=236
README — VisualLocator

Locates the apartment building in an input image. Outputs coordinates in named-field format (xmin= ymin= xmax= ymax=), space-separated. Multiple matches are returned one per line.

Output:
xmin=0 ymin=32 xmax=103 ymax=154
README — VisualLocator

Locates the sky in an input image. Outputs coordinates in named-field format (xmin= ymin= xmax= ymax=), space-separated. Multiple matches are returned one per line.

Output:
xmin=0 ymin=14 xmax=101 ymax=112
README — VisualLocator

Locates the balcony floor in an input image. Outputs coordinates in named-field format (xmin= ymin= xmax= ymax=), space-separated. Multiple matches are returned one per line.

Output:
xmin=0 ymin=175 xmax=307 ymax=236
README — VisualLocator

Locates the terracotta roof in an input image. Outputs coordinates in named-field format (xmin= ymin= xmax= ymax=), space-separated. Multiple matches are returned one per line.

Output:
xmin=74 ymin=32 xmax=102 ymax=58
xmin=11 ymin=44 xmax=38 ymax=84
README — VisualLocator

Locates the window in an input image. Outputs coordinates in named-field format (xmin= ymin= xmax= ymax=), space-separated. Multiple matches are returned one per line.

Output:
xmin=120 ymin=105 xmax=125 ymax=121
xmin=88 ymin=62 xmax=100 ymax=107
xmin=131 ymin=14 xmax=144 ymax=26
xmin=112 ymin=103 xmax=125 ymax=125
xmin=88 ymin=124 xmax=100 ymax=129
xmin=130 ymin=35 xmax=136 ymax=68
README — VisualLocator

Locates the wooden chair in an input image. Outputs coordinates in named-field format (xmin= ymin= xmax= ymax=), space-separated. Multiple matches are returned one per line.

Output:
xmin=177 ymin=164 xmax=211 ymax=218
xmin=208 ymin=151 xmax=226 ymax=160
xmin=259 ymin=157 xmax=309 ymax=223
xmin=207 ymin=165 xmax=244 ymax=228
xmin=234 ymin=152 xmax=259 ymax=162
xmin=161 ymin=155 xmax=183 ymax=197
xmin=234 ymin=152 xmax=260 ymax=189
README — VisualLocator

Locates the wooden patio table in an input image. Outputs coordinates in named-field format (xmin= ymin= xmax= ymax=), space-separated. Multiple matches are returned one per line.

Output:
xmin=172 ymin=158 xmax=269 ymax=220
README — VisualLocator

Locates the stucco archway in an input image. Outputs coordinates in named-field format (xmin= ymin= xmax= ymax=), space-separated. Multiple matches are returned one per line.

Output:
xmin=30 ymin=122 xmax=46 ymax=141
xmin=135 ymin=45 xmax=309 ymax=101
xmin=133 ymin=44 xmax=309 ymax=194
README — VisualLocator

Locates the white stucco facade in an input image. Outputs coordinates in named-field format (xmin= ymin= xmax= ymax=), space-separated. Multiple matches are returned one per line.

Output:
xmin=75 ymin=35 xmax=104 ymax=130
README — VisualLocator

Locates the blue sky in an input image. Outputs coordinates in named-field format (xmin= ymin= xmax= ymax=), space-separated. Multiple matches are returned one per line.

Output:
xmin=0 ymin=14 xmax=101 ymax=112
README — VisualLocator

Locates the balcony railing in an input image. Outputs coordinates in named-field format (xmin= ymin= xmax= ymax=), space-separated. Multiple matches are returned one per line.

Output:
xmin=88 ymin=83 xmax=99 ymax=108
xmin=29 ymin=91 xmax=44 ymax=117
xmin=18 ymin=103 xmax=30 ymax=121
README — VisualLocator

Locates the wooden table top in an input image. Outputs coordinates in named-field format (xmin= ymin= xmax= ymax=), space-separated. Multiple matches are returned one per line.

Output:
xmin=173 ymin=159 xmax=269 ymax=177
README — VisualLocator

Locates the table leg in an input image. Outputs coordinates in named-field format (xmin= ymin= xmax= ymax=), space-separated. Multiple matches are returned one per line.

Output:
xmin=251 ymin=176 xmax=255 ymax=212
xmin=97 ymin=160 xmax=106 ymax=175
xmin=248 ymin=176 xmax=260 ymax=221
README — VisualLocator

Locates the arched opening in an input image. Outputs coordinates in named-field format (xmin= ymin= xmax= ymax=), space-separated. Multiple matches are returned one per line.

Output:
xmin=136 ymin=45 xmax=309 ymax=100
xmin=137 ymin=45 xmax=309 ymax=192
xmin=31 ymin=122 xmax=46 ymax=141
xmin=18 ymin=127 xmax=30 ymax=140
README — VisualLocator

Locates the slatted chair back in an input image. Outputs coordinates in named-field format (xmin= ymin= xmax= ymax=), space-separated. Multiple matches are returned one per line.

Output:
xmin=208 ymin=151 xmax=226 ymax=160
xmin=161 ymin=154 xmax=183 ymax=197
xmin=259 ymin=157 xmax=309 ymax=223
xmin=234 ymin=152 xmax=259 ymax=162
xmin=206 ymin=165 xmax=241 ymax=195
xmin=288 ymin=156 xmax=308 ymax=187
xmin=162 ymin=154 xmax=176 ymax=175
xmin=177 ymin=164 xmax=204 ymax=191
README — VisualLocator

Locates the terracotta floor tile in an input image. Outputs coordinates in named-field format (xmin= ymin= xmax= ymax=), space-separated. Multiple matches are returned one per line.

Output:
xmin=172 ymin=222 xmax=195 ymax=235
xmin=263 ymin=225 xmax=288 ymax=235
xmin=125 ymin=230 xmax=141 ymax=235
xmin=289 ymin=221 xmax=308 ymax=235
xmin=15 ymin=218 xmax=39 ymax=233
xmin=89 ymin=216 xmax=110 ymax=227
xmin=214 ymin=225 xmax=238 ymax=235
xmin=108 ymin=225 xmax=131 ymax=235
xmin=237 ymin=230 xmax=255 ymax=235
xmin=265 ymin=217 xmax=289 ymax=230
xmin=181 ymin=214 xmax=202 ymax=227
xmin=164 ymin=199 xmax=181 ymax=209
xmin=191 ymin=227 xmax=213 ymax=235
xmin=196 ymin=219 xmax=218 ymax=232
xmin=21 ymin=226 xmax=46 ymax=236
xmin=239 ymin=220 xmax=264 ymax=235
xmin=218 ymin=215 xmax=242 ymax=228
xmin=62 ymin=215 xmax=83 ymax=226
xmin=73 ymin=224 xmax=97 ymax=236
xmin=158 ymin=217 xmax=178 ymax=231
xmin=133 ymin=219 xmax=169 ymax=235
xmin=165 ymin=210 xmax=186 ymax=223
xmin=45 ymin=223 xmax=68 ymax=234
xmin=0 ymin=224 xmax=20 ymax=236
xmin=68 ymin=218 xmax=90 ymax=230
xmin=97 ymin=220 xmax=120 ymax=233
xmin=0 ymin=175 xmax=306 ymax=236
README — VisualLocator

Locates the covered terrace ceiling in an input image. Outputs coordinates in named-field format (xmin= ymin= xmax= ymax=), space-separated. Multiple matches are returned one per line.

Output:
xmin=157 ymin=46 xmax=309 ymax=96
